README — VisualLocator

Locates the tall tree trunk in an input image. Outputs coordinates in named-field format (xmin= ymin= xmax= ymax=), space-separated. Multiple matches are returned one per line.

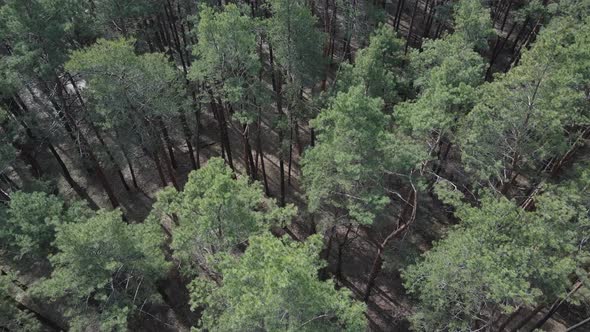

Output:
xmin=67 ymin=73 xmax=131 ymax=191
xmin=194 ymin=108 xmax=201 ymax=169
xmin=500 ymin=0 xmax=513 ymax=31
xmin=217 ymin=101 xmax=234 ymax=170
xmin=164 ymin=0 xmax=188 ymax=74
xmin=486 ymin=21 xmax=516 ymax=80
xmin=268 ymin=44 xmax=286 ymax=206
xmin=180 ymin=113 xmax=197 ymax=170
xmin=243 ymin=124 xmax=257 ymax=180
xmin=336 ymin=224 xmax=353 ymax=280
xmin=6 ymin=94 xmax=98 ymax=209
xmin=257 ymin=114 xmax=270 ymax=195
xmin=48 ymin=143 xmax=99 ymax=210
xmin=91 ymin=123 xmax=130 ymax=192
xmin=157 ymin=117 xmax=178 ymax=170
xmin=121 ymin=144 xmax=139 ymax=190
xmin=151 ymin=148 xmax=169 ymax=188
xmin=394 ymin=0 xmax=405 ymax=31
xmin=287 ymin=120 xmax=293 ymax=186
xmin=54 ymin=77 xmax=120 ymax=209
xmin=320 ymin=225 xmax=337 ymax=280
xmin=405 ymin=0 xmax=420 ymax=54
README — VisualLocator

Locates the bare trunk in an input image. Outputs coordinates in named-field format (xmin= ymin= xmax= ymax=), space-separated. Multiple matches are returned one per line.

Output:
xmin=405 ymin=0 xmax=420 ymax=54
xmin=363 ymin=188 xmax=416 ymax=301
xmin=269 ymin=44 xmax=286 ymax=206
xmin=48 ymin=143 xmax=99 ymax=210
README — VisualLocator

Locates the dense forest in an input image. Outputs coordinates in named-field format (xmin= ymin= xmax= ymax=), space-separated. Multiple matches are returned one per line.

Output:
xmin=0 ymin=0 xmax=589 ymax=331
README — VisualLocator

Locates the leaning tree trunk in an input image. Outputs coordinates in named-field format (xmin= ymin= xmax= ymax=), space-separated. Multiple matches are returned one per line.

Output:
xmin=54 ymin=77 xmax=120 ymax=209
xmin=364 ymin=187 xmax=416 ymax=302
xmin=531 ymin=281 xmax=583 ymax=330
xmin=9 ymin=92 xmax=99 ymax=209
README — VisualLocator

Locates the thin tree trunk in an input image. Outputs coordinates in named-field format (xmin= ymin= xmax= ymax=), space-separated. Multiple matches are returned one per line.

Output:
xmin=121 ymin=144 xmax=139 ymax=190
xmin=48 ymin=143 xmax=99 ymax=210
xmin=91 ymin=123 xmax=130 ymax=191
xmin=405 ymin=0 xmax=420 ymax=54
xmin=54 ymin=77 xmax=120 ymax=208
xmin=269 ymin=44 xmax=286 ymax=206
xmin=320 ymin=225 xmax=337 ymax=280
xmin=0 ymin=187 xmax=10 ymax=203
xmin=364 ymin=188 xmax=416 ymax=301
xmin=158 ymin=138 xmax=179 ymax=190
xmin=486 ymin=21 xmax=516 ymax=80
xmin=68 ymin=73 xmax=131 ymax=191
xmin=257 ymin=115 xmax=270 ymax=195
xmin=500 ymin=0 xmax=513 ymax=31
xmin=164 ymin=0 xmax=188 ymax=74
xmin=336 ymin=223 xmax=353 ymax=280
xmin=287 ymin=122 xmax=293 ymax=186
xmin=217 ymin=101 xmax=234 ymax=170
xmin=531 ymin=281 xmax=583 ymax=330
xmin=152 ymin=149 xmax=168 ymax=188
xmin=157 ymin=117 xmax=178 ymax=170
xmin=180 ymin=114 xmax=197 ymax=170
xmin=394 ymin=0 xmax=405 ymax=32
xmin=6 ymin=94 xmax=99 ymax=209
xmin=567 ymin=316 xmax=590 ymax=332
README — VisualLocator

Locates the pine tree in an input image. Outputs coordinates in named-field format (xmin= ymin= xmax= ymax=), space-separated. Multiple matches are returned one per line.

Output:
xmin=189 ymin=233 xmax=366 ymax=331
xmin=403 ymin=180 xmax=590 ymax=331
xmin=336 ymin=25 xmax=408 ymax=109
xmin=66 ymin=38 xmax=190 ymax=190
xmin=265 ymin=0 xmax=324 ymax=206
xmin=303 ymin=85 xmax=422 ymax=225
xmin=459 ymin=15 xmax=590 ymax=192
xmin=0 ymin=191 xmax=91 ymax=260
xmin=0 ymin=273 xmax=41 ymax=332
xmin=396 ymin=0 xmax=490 ymax=170
xmin=189 ymin=3 xmax=262 ymax=174
xmin=33 ymin=209 xmax=170 ymax=331
xmin=150 ymin=157 xmax=296 ymax=275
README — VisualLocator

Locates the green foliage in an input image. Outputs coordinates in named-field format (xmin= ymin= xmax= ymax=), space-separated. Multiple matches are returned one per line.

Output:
xmin=93 ymin=0 xmax=160 ymax=35
xmin=66 ymin=38 xmax=187 ymax=147
xmin=189 ymin=3 xmax=261 ymax=124
xmin=337 ymin=25 xmax=408 ymax=107
xmin=265 ymin=0 xmax=324 ymax=85
xmin=459 ymin=17 xmax=590 ymax=185
xmin=337 ymin=0 xmax=387 ymax=51
xmin=34 ymin=209 xmax=169 ymax=331
xmin=397 ymin=37 xmax=485 ymax=136
xmin=452 ymin=0 xmax=494 ymax=51
xmin=0 ymin=272 xmax=41 ymax=332
xmin=190 ymin=233 xmax=366 ymax=331
xmin=151 ymin=157 xmax=296 ymax=274
xmin=303 ymin=86 xmax=424 ymax=225
xmin=395 ymin=0 xmax=489 ymax=139
xmin=0 ymin=191 xmax=91 ymax=260
xmin=0 ymin=107 xmax=16 ymax=173
xmin=403 ymin=183 xmax=590 ymax=331
xmin=0 ymin=0 xmax=95 ymax=80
